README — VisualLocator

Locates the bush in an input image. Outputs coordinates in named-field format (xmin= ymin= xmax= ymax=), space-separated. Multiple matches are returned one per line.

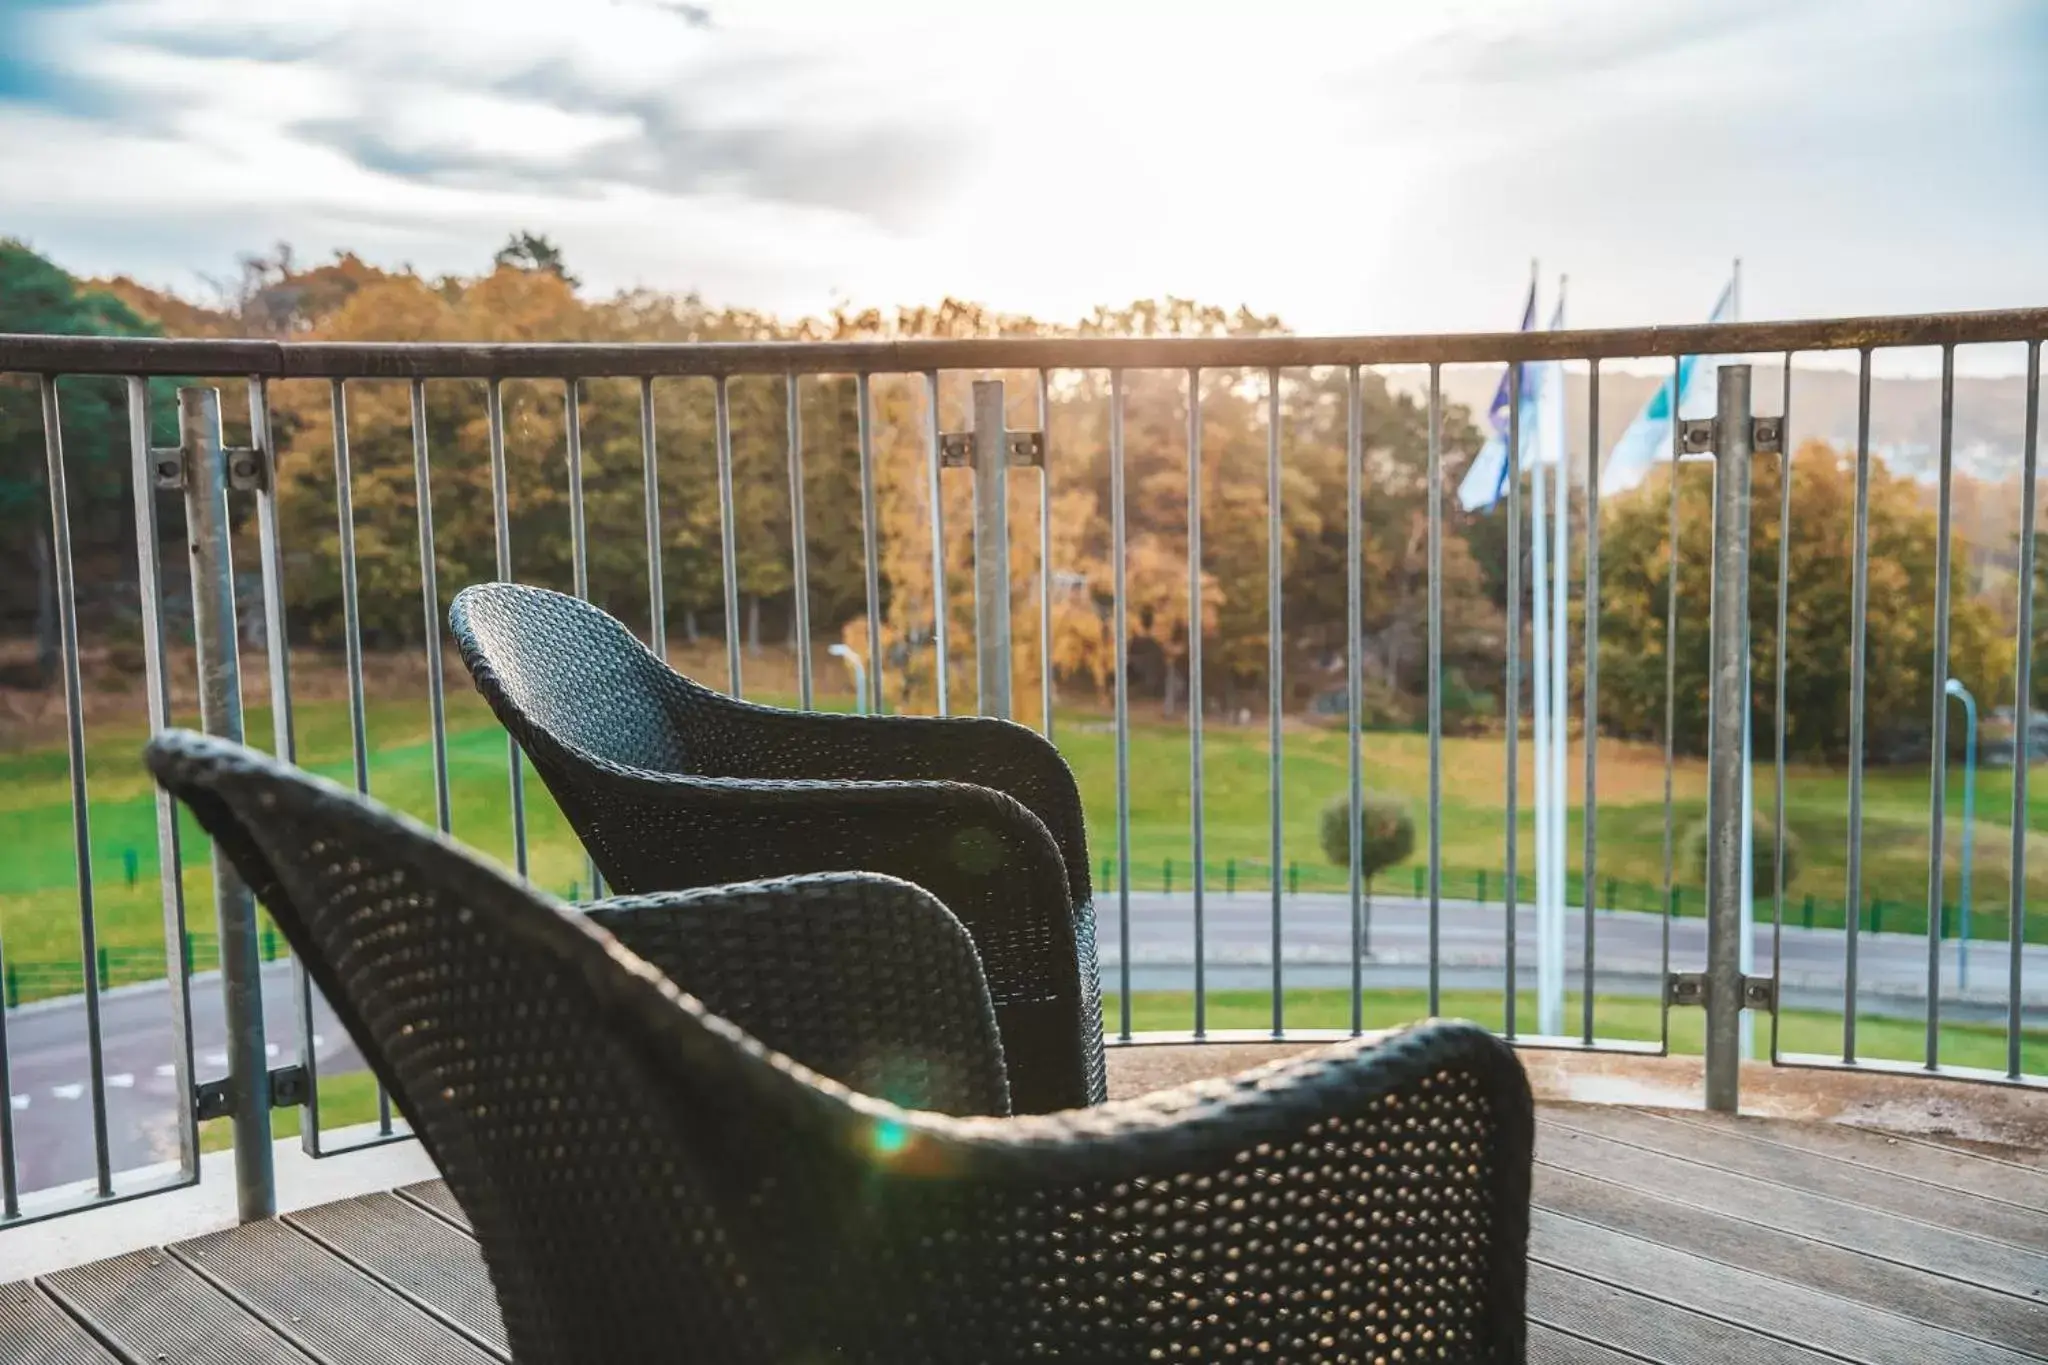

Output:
xmin=1683 ymin=812 xmax=1802 ymax=896
xmin=1319 ymin=791 xmax=1417 ymax=886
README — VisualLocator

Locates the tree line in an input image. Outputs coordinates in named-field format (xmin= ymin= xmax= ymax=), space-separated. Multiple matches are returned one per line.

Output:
xmin=0 ymin=235 xmax=2021 ymax=760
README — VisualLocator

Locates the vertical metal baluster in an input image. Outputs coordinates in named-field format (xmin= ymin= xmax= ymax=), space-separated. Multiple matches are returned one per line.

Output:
xmin=1845 ymin=349 xmax=1874 ymax=1063
xmin=333 ymin=382 xmax=370 ymax=799
xmin=2010 ymin=341 xmax=2040 ymax=1079
xmin=640 ymin=377 xmax=666 ymax=661
xmin=566 ymin=381 xmax=590 ymax=602
xmin=181 ymin=386 xmax=275 ymax=1215
xmin=1582 ymin=361 xmax=1601 ymax=1045
xmin=250 ymin=380 xmax=322 ymax=1150
xmin=484 ymin=380 xmax=525 ymax=877
xmin=1925 ymin=344 xmax=1956 ymax=1068
xmin=251 ymin=377 xmax=295 ymax=764
xmin=1505 ymin=363 xmax=1522 ymax=1039
xmin=1111 ymin=369 xmax=1132 ymax=1039
xmin=1268 ymin=367 xmax=1285 ymax=1037
xmin=132 ymin=370 xmax=201 ymax=1186
xmin=787 ymin=371 xmax=813 ymax=708
xmin=1038 ymin=369 xmax=1055 ymax=739
xmin=1704 ymin=364 xmax=1754 ymax=1115
xmin=857 ymin=374 xmax=884 ymax=712
xmin=969 ymin=380 xmax=1012 ymax=719
xmin=411 ymin=382 xmax=450 ymax=836
xmin=41 ymin=377 xmax=112 ymax=1196
xmin=132 ymin=380 xmax=195 ymax=1179
xmin=1772 ymin=356 xmax=1793 ymax=1063
xmin=714 ymin=377 xmax=743 ymax=697
xmin=1346 ymin=365 xmax=1365 ymax=1034
xmin=333 ymin=381 xmax=392 ymax=1137
xmin=1427 ymin=364 xmax=1444 ymax=1016
xmin=565 ymin=380 xmax=600 ymax=898
xmin=925 ymin=370 xmax=950 ymax=715
xmin=1660 ymin=355 xmax=1681 ymax=1053
xmin=1187 ymin=367 xmax=1207 ymax=1036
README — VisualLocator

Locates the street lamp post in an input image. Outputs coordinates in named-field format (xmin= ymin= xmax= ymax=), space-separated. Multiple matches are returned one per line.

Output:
xmin=1944 ymin=678 xmax=1976 ymax=992
xmin=829 ymin=643 xmax=869 ymax=716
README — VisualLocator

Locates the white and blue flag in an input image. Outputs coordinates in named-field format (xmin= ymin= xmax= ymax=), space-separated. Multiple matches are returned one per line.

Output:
xmin=1456 ymin=281 xmax=1543 ymax=513
xmin=1603 ymin=276 xmax=1737 ymax=491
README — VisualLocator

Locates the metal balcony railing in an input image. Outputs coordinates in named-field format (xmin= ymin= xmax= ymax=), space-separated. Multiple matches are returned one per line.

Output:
xmin=2 ymin=306 xmax=2044 ymax=1225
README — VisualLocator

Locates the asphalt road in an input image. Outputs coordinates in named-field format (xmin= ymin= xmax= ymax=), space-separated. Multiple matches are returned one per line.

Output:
xmin=6 ymin=894 xmax=2041 ymax=1196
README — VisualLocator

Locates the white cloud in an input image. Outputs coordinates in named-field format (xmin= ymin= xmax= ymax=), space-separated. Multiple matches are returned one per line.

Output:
xmin=1 ymin=0 xmax=2044 ymax=360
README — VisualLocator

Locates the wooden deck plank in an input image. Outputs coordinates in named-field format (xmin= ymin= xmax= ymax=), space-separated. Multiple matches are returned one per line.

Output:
xmin=1537 ymin=1121 xmax=2048 ymax=1300
xmin=1659 ymin=1112 xmax=2048 ymax=1214
xmin=174 ymin=1219 xmax=501 ymax=1365
xmin=1529 ymin=1263 xmax=1844 ymax=1364
xmin=0 ymin=1282 xmax=122 ymax=1365
xmin=396 ymin=1180 xmax=467 ymax=1231
xmin=40 ymin=1252 xmax=307 ymax=1365
xmin=1528 ymin=1321 xmax=1649 ymax=1364
xmin=1532 ymin=1207 xmax=2040 ymax=1365
xmin=1534 ymin=1163 xmax=2048 ymax=1355
xmin=1544 ymin=1107 xmax=2048 ymax=1249
xmin=285 ymin=1195 xmax=504 ymax=1354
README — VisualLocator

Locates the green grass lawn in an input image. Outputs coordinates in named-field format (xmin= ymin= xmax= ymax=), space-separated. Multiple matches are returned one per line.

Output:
xmin=5 ymin=667 xmax=2044 ymax=1027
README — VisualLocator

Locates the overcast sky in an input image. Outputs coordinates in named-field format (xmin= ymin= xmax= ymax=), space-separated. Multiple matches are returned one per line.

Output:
xmin=3 ymin=0 xmax=2046 ymax=345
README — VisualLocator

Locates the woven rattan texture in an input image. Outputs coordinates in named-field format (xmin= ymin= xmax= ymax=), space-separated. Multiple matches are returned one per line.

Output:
xmin=150 ymin=731 xmax=1531 ymax=1365
xmin=451 ymin=582 xmax=1105 ymax=1111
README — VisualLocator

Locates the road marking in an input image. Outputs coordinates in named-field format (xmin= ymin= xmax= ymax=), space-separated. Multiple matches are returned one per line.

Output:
xmin=313 ymin=1034 xmax=325 ymax=1049
xmin=156 ymin=1064 xmax=177 ymax=1078
xmin=265 ymin=1043 xmax=279 ymax=1058
xmin=8 ymin=1095 xmax=24 ymax=1111
xmin=52 ymin=1084 xmax=83 ymax=1100
xmin=107 ymin=1073 xmax=134 ymax=1088
xmin=204 ymin=1051 xmax=227 ymax=1068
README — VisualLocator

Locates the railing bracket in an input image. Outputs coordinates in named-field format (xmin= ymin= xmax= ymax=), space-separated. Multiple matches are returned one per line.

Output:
xmin=1666 ymin=971 xmax=1778 ymax=1013
xmin=1676 ymin=416 xmax=1782 ymax=458
xmin=150 ymin=446 xmax=183 ymax=491
xmin=226 ymin=445 xmax=266 ymax=492
xmin=195 ymin=1064 xmax=307 ymax=1121
xmin=152 ymin=442 xmax=265 ymax=491
xmin=941 ymin=428 xmax=1043 ymax=468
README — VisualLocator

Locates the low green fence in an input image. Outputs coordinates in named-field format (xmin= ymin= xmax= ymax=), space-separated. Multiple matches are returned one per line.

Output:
xmin=1096 ymin=857 xmax=1997 ymax=941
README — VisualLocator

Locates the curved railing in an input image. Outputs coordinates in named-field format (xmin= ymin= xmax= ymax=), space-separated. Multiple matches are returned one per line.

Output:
xmin=3 ymin=306 xmax=2043 ymax=1223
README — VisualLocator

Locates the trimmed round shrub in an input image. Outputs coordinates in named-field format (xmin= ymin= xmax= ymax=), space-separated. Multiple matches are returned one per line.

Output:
xmin=1683 ymin=812 xmax=1802 ymax=896
xmin=1319 ymin=791 xmax=1417 ymax=885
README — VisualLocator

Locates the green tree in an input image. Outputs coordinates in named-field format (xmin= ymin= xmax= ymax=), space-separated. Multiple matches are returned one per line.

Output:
xmin=0 ymin=240 xmax=171 ymax=683
xmin=1598 ymin=440 xmax=2011 ymax=761
xmin=493 ymin=231 xmax=580 ymax=289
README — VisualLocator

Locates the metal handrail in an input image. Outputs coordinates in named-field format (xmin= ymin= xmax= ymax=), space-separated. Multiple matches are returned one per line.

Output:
xmin=6 ymin=304 xmax=2048 ymax=376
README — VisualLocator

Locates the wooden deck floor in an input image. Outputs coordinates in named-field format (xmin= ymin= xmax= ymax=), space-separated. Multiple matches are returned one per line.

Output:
xmin=5 ymin=1105 xmax=2045 ymax=1363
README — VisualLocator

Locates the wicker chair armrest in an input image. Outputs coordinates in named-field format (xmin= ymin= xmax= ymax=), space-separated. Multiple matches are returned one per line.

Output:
xmin=578 ymin=874 xmax=1010 ymax=1116
xmin=673 ymin=696 xmax=1092 ymax=904
xmin=571 ymin=767 xmax=1095 ymax=1113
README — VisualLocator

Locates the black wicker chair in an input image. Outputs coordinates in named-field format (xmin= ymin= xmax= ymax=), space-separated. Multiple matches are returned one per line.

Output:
xmin=150 ymin=730 xmax=1532 ymax=1365
xmin=449 ymin=581 xmax=1103 ymax=1114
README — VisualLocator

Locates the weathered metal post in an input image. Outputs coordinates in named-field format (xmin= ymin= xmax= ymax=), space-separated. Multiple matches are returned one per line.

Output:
xmin=1704 ymin=364 xmax=1754 ymax=1113
xmin=970 ymin=379 xmax=1013 ymax=719
xmin=176 ymin=386 xmax=275 ymax=1217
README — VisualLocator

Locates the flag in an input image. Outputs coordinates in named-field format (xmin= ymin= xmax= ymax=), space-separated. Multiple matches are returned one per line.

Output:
xmin=1603 ymin=276 xmax=1738 ymax=492
xmin=1456 ymin=281 xmax=1540 ymax=513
